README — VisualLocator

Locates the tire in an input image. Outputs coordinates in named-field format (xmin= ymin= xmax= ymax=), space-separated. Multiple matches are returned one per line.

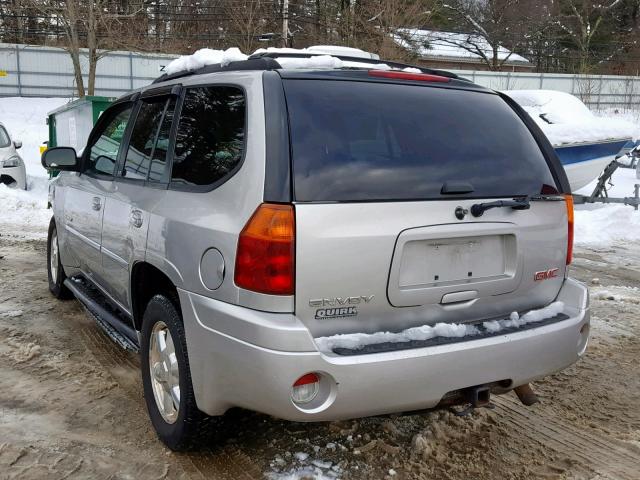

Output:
xmin=140 ymin=294 xmax=218 ymax=451
xmin=47 ymin=219 xmax=72 ymax=299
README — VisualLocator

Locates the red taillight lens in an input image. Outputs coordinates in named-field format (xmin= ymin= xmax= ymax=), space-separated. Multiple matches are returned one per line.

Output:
xmin=565 ymin=194 xmax=574 ymax=265
xmin=293 ymin=373 xmax=319 ymax=387
xmin=234 ymin=203 xmax=295 ymax=295
xmin=368 ymin=70 xmax=451 ymax=83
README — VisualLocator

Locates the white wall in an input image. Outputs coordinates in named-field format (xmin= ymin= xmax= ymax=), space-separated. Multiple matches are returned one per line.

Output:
xmin=0 ymin=43 xmax=178 ymax=98
xmin=450 ymin=69 xmax=640 ymax=111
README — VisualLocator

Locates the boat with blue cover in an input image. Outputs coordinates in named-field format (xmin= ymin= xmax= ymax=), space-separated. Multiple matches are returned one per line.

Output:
xmin=504 ymin=90 xmax=636 ymax=191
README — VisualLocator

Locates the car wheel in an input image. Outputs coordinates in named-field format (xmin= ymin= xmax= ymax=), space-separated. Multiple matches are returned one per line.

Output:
xmin=140 ymin=294 xmax=218 ymax=451
xmin=47 ymin=219 xmax=72 ymax=299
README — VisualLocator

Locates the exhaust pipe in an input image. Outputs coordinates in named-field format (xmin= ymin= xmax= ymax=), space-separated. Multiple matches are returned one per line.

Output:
xmin=514 ymin=383 xmax=539 ymax=406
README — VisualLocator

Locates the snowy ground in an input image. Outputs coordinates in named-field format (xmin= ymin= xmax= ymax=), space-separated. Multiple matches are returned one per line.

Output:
xmin=0 ymin=232 xmax=639 ymax=480
xmin=574 ymin=166 xmax=640 ymax=248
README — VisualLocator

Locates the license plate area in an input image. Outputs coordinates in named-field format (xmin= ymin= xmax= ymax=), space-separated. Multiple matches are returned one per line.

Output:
xmin=399 ymin=235 xmax=511 ymax=288
xmin=388 ymin=224 xmax=521 ymax=307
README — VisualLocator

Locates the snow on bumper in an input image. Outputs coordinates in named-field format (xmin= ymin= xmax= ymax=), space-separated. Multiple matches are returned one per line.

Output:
xmin=180 ymin=278 xmax=589 ymax=421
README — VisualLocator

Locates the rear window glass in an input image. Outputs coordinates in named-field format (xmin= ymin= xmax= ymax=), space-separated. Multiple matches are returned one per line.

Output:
xmin=284 ymin=80 xmax=557 ymax=202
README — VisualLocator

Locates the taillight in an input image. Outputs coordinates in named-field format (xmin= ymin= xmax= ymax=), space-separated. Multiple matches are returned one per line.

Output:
xmin=368 ymin=70 xmax=451 ymax=83
xmin=565 ymin=194 xmax=574 ymax=265
xmin=234 ymin=203 xmax=295 ymax=295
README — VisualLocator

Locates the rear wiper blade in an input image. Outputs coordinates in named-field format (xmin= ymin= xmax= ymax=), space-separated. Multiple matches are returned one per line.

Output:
xmin=470 ymin=198 xmax=530 ymax=217
xmin=528 ymin=194 xmax=566 ymax=202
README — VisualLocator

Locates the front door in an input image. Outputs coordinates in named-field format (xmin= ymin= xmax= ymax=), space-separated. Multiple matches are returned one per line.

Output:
xmin=63 ymin=103 xmax=134 ymax=281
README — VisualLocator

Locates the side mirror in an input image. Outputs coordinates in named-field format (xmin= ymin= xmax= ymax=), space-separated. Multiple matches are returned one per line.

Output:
xmin=13 ymin=140 xmax=22 ymax=149
xmin=41 ymin=147 xmax=79 ymax=171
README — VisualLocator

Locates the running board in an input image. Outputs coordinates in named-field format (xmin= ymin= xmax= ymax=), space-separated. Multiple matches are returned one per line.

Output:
xmin=64 ymin=278 xmax=140 ymax=353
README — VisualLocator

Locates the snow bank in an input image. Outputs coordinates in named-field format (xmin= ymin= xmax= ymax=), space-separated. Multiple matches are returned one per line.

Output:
xmin=164 ymin=48 xmax=248 ymax=75
xmin=504 ymin=90 xmax=638 ymax=146
xmin=0 ymin=176 xmax=51 ymax=235
xmin=574 ymin=167 xmax=640 ymax=247
xmin=315 ymin=302 xmax=565 ymax=353
xmin=0 ymin=97 xmax=68 ymax=177
xmin=0 ymin=97 xmax=67 ymax=237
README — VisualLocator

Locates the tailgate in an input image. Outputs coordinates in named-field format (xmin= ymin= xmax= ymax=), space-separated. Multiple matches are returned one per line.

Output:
xmin=295 ymin=201 xmax=568 ymax=338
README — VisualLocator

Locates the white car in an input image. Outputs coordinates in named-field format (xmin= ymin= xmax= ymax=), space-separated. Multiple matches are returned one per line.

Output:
xmin=0 ymin=122 xmax=26 ymax=190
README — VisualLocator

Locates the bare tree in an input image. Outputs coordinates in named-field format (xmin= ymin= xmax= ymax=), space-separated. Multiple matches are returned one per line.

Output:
xmin=26 ymin=0 xmax=142 ymax=97
xmin=354 ymin=0 xmax=436 ymax=60
xmin=429 ymin=0 xmax=528 ymax=70
xmin=223 ymin=0 xmax=271 ymax=53
xmin=555 ymin=0 xmax=624 ymax=73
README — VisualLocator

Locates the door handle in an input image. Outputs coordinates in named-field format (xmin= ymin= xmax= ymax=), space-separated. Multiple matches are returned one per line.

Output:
xmin=130 ymin=209 xmax=143 ymax=228
xmin=92 ymin=197 xmax=102 ymax=211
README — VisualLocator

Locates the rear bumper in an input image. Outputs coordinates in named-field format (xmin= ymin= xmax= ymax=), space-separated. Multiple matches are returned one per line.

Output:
xmin=180 ymin=278 xmax=589 ymax=421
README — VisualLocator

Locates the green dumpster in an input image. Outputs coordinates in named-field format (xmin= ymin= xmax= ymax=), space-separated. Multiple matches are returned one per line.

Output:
xmin=45 ymin=96 xmax=115 ymax=176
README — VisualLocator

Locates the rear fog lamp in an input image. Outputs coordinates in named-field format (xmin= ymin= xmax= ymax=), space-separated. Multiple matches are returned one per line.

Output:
xmin=291 ymin=373 xmax=320 ymax=404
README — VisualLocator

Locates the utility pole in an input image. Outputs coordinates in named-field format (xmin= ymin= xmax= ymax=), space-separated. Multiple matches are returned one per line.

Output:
xmin=282 ymin=0 xmax=289 ymax=47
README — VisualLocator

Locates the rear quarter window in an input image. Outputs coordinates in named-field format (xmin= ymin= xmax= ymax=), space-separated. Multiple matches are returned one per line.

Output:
xmin=170 ymin=86 xmax=246 ymax=189
xmin=283 ymin=80 xmax=558 ymax=202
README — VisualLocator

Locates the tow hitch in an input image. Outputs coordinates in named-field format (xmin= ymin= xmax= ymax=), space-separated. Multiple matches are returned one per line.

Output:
xmin=450 ymin=385 xmax=493 ymax=416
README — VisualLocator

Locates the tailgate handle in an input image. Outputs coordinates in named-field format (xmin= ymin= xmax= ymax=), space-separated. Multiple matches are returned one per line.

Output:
xmin=441 ymin=290 xmax=478 ymax=304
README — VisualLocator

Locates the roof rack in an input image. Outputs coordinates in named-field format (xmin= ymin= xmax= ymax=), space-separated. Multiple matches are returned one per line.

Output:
xmin=248 ymin=51 xmax=461 ymax=79
xmin=152 ymin=51 xmax=461 ymax=84
xmin=153 ymin=57 xmax=282 ymax=84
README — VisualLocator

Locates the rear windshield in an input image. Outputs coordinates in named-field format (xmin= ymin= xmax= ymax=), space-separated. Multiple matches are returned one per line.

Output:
xmin=284 ymin=80 xmax=558 ymax=202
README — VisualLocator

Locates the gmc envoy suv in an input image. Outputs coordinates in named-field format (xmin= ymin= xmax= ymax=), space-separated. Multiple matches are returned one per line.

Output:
xmin=42 ymin=52 xmax=589 ymax=450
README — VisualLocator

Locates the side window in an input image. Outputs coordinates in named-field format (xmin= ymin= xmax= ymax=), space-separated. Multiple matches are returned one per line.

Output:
xmin=171 ymin=86 xmax=245 ymax=187
xmin=121 ymin=99 xmax=167 ymax=181
xmin=148 ymin=98 xmax=176 ymax=182
xmin=86 ymin=105 xmax=133 ymax=177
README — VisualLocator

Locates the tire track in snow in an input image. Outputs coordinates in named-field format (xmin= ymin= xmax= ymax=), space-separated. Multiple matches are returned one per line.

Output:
xmin=493 ymin=396 xmax=640 ymax=480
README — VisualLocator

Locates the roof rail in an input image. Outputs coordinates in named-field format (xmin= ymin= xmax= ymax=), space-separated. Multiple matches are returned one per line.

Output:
xmin=152 ymin=51 xmax=462 ymax=84
xmin=248 ymin=51 xmax=461 ymax=79
xmin=153 ymin=57 xmax=282 ymax=84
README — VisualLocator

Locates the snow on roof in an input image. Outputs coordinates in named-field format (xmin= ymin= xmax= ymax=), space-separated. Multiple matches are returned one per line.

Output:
xmin=256 ymin=45 xmax=380 ymax=60
xmin=164 ymin=45 xmax=382 ymax=76
xmin=164 ymin=46 xmax=400 ymax=75
xmin=164 ymin=47 xmax=247 ymax=75
xmin=504 ymin=90 xmax=637 ymax=145
xmin=394 ymin=29 xmax=530 ymax=65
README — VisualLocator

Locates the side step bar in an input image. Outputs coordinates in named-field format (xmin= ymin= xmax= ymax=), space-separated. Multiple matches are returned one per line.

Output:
xmin=64 ymin=278 xmax=140 ymax=353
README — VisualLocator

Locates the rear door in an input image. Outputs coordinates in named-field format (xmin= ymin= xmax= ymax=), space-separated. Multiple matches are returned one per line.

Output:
xmin=101 ymin=95 xmax=177 ymax=309
xmin=284 ymin=79 xmax=569 ymax=338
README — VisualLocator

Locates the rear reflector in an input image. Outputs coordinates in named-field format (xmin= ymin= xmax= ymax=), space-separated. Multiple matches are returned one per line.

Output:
xmin=235 ymin=203 xmax=295 ymax=295
xmin=368 ymin=70 xmax=451 ymax=83
xmin=565 ymin=194 xmax=574 ymax=265
xmin=291 ymin=373 xmax=320 ymax=404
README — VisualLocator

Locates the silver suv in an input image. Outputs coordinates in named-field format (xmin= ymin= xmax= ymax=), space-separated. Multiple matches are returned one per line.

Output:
xmin=42 ymin=53 xmax=589 ymax=451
